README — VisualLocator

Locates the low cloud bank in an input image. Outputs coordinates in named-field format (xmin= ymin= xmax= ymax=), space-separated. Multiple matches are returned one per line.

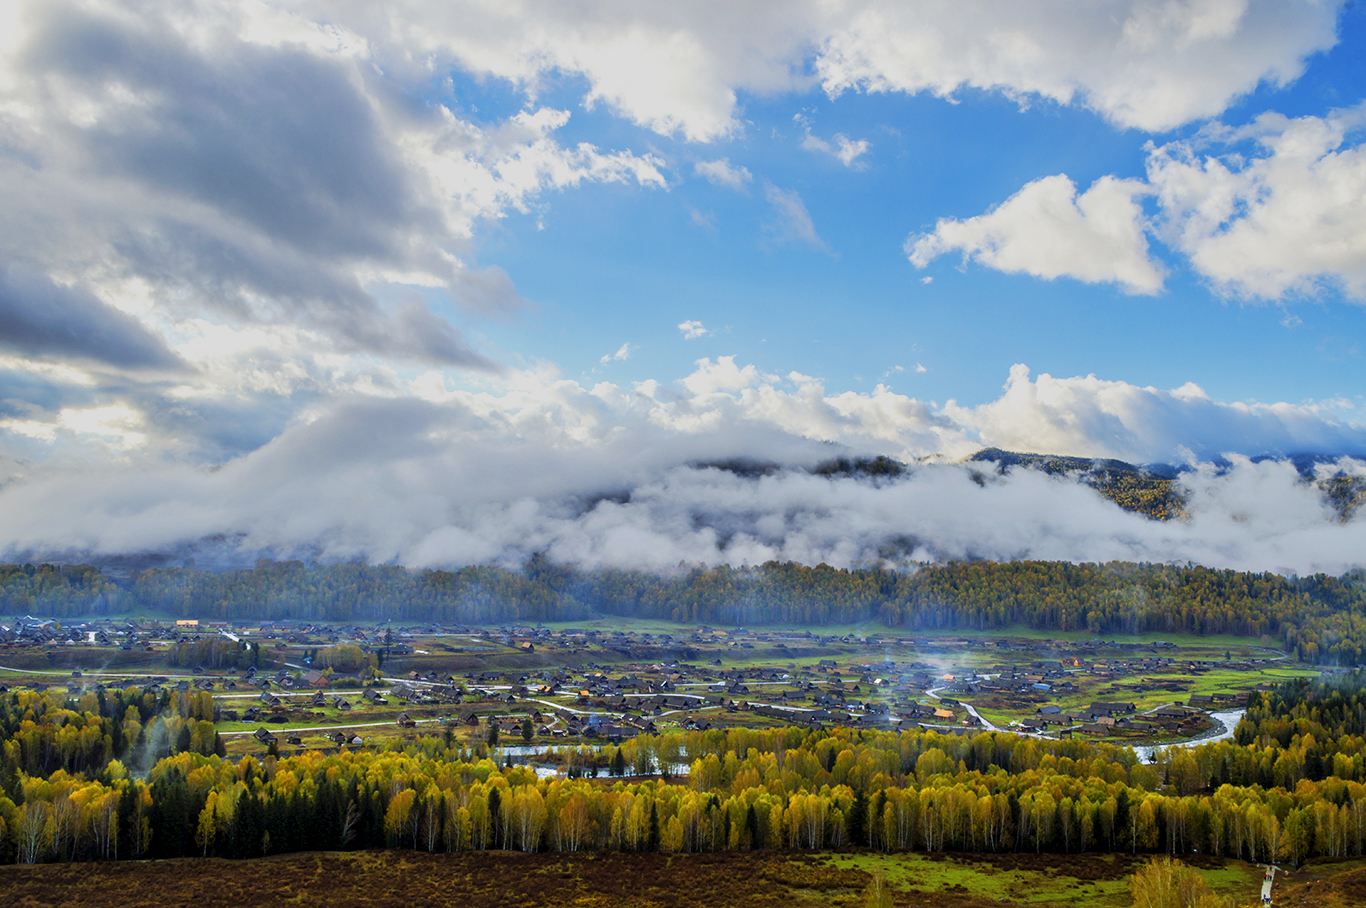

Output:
xmin=3 ymin=358 xmax=1365 ymax=577
xmin=1 ymin=391 xmax=1363 ymax=576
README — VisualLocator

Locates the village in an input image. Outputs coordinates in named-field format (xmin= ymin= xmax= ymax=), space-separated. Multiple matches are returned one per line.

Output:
xmin=0 ymin=613 xmax=1319 ymax=764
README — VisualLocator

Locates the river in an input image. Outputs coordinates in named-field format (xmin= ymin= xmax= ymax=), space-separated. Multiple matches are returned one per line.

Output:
xmin=1130 ymin=708 xmax=1245 ymax=763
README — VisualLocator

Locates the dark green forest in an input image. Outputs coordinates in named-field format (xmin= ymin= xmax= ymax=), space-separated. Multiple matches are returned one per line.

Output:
xmin=3 ymin=559 xmax=1366 ymax=664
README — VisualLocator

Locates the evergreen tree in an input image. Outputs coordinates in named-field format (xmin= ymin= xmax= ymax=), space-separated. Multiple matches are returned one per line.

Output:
xmin=848 ymin=788 xmax=868 ymax=846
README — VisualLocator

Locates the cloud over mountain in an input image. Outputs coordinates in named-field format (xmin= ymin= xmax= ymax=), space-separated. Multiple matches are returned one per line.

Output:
xmin=1 ymin=357 xmax=1363 ymax=575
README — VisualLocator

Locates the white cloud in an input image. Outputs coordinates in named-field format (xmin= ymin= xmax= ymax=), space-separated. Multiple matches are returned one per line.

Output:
xmin=764 ymin=184 xmax=829 ymax=251
xmin=801 ymin=130 xmax=871 ymax=167
xmin=1146 ymin=104 xmax=1366 ymax=300
xmin=0 ymin=1 xmax=666 ymax=371
xmin=599 ymin=342 xmax=633 ymax=364
xmin=919 ymin=104 xmax=1366 ymax=303
xmin=679 ymin=356 xmax=764 ymax=397
xmin=1 ymin=402 xmax=149 ymax=455
xmin=816 ymin=1 xmax=1340 ymax=133
xmin=310 ymin=1 xmax=821 ymax=142
xmin=421 ymin=107 xmax=667 ymax=231
xmin=677 ymin=320 xmax=712 ymax=340
xmin=694 ymin=158 xmax=752 ymax=189
xmin=312 ymin=1 xmax=1340 ymax=141
xmin=907 ymin=174 xmax=1164 ymax=294
xmin=8 ymin=344 xmax=1359 ymax=495
xmin=948 ymin=363 xmax=1362 ymax=464
xmin=1 ymin=359 xmax=1364 ymax=575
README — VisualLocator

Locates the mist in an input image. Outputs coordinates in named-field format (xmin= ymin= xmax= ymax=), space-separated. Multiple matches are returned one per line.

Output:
xmin=1 ymin=390 xmax=1362 ymax=577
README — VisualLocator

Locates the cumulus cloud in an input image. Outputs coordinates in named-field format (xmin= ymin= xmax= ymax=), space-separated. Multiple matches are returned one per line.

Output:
xmin=311 ymin=1 xmax=1340 ymax=140
xmin=907 ymin=174 xmax=1164 ymax=294
xmin=1146 ymin=104 xmax=1366 ymax=300
xmin=815 ymin=1 xmax=1340 ymax=133
xmin=950 ymin=364 xmax=1364 ymax=464
xmin=678 ymin=320 xmax=712 ymax=340
xmin=5 ymin=353 xmax=1361 ymax=489
xmin=924 ymin=104 xmax=1366 ymax=302
xmin=304 ymin=1 xmax=817 ymax=143
xmin=694 ymin=158 xmax=752 ymax=189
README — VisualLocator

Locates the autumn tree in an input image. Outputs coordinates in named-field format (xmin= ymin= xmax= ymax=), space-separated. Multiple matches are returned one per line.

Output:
xmin=1128 ymin=857 xmax=1230 ymax=908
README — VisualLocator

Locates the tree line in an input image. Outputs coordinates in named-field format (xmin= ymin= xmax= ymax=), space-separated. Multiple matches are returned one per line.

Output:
xmin=2 ymin=673 xmax=1366 ymax=866
xmin=4 ymin=558 xmax=1365 ymax=664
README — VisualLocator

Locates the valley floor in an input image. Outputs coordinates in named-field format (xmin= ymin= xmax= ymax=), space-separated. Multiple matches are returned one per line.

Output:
xmin=6 ymin=850 xmax=1364 ymax=907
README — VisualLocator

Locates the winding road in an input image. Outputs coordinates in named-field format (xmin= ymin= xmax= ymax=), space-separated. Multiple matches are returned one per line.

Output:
xmin=926 ymin=684 xmax=1001 ymax=732
xmin=217 ymin=717 xmax=442 ymax=737
xmin=0 ymin=663 xmax=200 ymax=680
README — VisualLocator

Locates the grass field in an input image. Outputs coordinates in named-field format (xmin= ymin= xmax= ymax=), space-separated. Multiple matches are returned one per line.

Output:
xmin=4 ymin=850 xmax=1362 ymax=907
xmin=823 ymin=852 xmax=1261 ymax=906
xmin=1040 ymin=664 xmax=1318 ymax=717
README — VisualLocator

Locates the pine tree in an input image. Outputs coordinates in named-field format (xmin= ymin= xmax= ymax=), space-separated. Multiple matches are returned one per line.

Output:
xmin=848 ymin=788 xmax=868 ymax=846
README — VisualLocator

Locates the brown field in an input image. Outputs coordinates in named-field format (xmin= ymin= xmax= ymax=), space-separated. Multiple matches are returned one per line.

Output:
xmin=6 ymin=850 xmax=1361 ymax=907
xmin=1272 ymin=858 xmax=1366 ymax=908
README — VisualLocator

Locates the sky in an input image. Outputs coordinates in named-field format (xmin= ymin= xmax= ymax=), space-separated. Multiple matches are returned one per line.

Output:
xmin=3 ymin=1 xmax=1366 ymax=572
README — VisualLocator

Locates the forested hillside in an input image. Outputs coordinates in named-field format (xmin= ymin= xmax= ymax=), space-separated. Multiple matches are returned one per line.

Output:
xmin=969 ymin=449 xmax=1186 ymax=519
xmin=3 ymin=559 xmax=1366 ymax=664
xmin=969 ymin=448 xmax=1366 ymax=521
